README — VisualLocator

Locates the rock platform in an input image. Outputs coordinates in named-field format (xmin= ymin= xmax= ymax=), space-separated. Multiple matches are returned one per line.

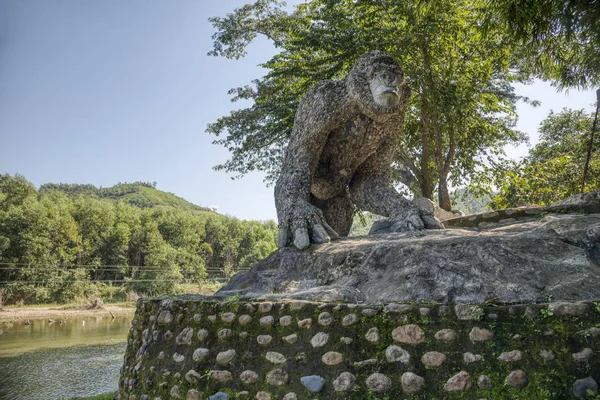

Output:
xmin=216 ymin=212 xmax=600 ymax=304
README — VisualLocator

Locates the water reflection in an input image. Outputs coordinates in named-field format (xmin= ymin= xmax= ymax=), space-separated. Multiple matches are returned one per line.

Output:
xmin=0 ymin=315 xmax=133 ymax=399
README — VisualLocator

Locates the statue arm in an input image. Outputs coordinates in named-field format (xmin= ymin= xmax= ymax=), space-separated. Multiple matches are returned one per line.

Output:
xmin=350 ymin=133 xmax=443 ymax=231
xmin=275 ymin=81 xmax=351 ymax=249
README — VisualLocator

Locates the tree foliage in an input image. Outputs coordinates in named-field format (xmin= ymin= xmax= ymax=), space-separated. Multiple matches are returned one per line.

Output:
xmin=0 ymin=175 xmax=277 ymax=304
xmin=208 ymin=0 xmax=531 ymax=210
xmin=491 ymin=108 xmax=599 ymax=208
xmin=488 ymin=0 xmax=600 ymax=88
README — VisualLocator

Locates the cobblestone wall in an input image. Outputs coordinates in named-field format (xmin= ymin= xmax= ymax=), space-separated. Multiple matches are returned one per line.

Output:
xmin=118 ymin=297 xmax=600 ymax=399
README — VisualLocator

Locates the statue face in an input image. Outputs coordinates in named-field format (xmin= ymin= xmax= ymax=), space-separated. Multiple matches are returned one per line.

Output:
xmin=370 ymin=68 xmax=402 ymax=108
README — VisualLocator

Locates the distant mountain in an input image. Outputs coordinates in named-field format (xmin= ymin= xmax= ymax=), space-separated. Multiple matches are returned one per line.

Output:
xmin=39 ymin=181 xmax=212 ymax=212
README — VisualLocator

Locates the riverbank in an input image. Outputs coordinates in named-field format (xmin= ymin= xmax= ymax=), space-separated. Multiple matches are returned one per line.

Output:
xmin=0 ymin=302 xmax=135 ymax=324
xmin=0 ymin=282 xmax=224 ymax=324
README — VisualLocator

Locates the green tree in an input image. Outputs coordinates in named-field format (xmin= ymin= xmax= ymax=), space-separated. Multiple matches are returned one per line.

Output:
xmin=0 ymin=174 xmax=278 ymax=304
xmin=127 ymin=211 xmax=181 ymax=295
xmin=208 ymin=0 xmax=529 ymax=210
xmin=492 ymin=108 xmax=599 ymax=208
xmin=488 ymin=0 xmax=600 ymax=88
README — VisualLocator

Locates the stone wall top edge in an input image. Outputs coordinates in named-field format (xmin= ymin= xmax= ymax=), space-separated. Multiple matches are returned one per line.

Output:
xmin=136 ymin=295 xmax=599 ymax=318
xmin=138 ymin=294 xmax=600 ymax=306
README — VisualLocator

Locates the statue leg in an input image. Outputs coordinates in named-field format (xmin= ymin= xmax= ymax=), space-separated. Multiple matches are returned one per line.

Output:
xmin=310 ymin=193 xmax=354 ymax=237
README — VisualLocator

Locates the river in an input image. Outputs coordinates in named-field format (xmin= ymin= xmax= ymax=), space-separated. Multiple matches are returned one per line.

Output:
xmin=0 ymin=314 xmax=133 ymax=400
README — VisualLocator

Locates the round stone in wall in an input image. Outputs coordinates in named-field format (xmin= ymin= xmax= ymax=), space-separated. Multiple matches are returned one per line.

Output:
xmin=342 ymin=313 xmax=359 ymax=326
xmin=318 ymin=312 xmax=333 ymax=326
xmin=333 ymin=372 xmax=356 ymax=392
xmin=434 ymin=328 xmax=457 ymax=342
xmin=301 ymin=375 xmax=326 ymax=393
xmin=310 ymin=332 xmax=329 ymax=348
xmin=197 ymin=329 xmax=209 ymax=341
xmin=322 ymin=351 xmax=343 ymax=365
xmin=176 ymin=327 xmax=194 ymax=345
xmin=173 ymin=353 xmax=185 ymax=363
xmin=216 ymin=349 xmax=236 ymax=365
xmin=455 ymin=304 xmax=484 ymax=320
xmin=478 ymin=375 xmax=493 ymax=390
xmin=539 ymin=349 xmax=555 ymax=361
xmin=259 ymin=316 xmax=275 ymax=327
xmin=421 ymin=351 xmax=446 ymax=367
xmin=257 ymin=335 xmax=273 ymax=345
xmin=255 ymin=391 xmax=270 ymax=400
xmin=573 ymin=377 xmax=598 ymax=398
xmin=573 ymin=348 xmax=593 ymax=362
xmin=170 ymin=385 xmax=180 ymax=398
xmin=209 ymin=392 xmax=229 ymax=400
xmin=186 ymin=389 xmax=202 ymax=400
xmin=361 ymin=308 xmax=378 ymax=317
xmin=266 ymin=351 xmax=286 ymax=364
xmin=283 ymin=333 xmax=298 ymax=344
xmin=211 ymin=370 xmax=233 ymax=383
xmin=365 ymin=327 xmax=379 ymax=342
xmin=401 ymin=372 xmax=425 ymax=394
xmin=298 ymin=318 xmax=312 ymax=329
xmin=385 ymin=345 xmax=410 ymax=363
xmin=279 ymin=315 xmax=292 ymax=326
xmin=185 ymin=369 xmax=202 ymax=384
xmin=506 ymin=370 xmax=528 ymax=389
xmin=444 ymin=371 xmax=471 ymax=391
xmin=239 ymin=315 xmax=252 ymax=325
xmin=221 ymin=312 xmax=236 ymax=324
xmin=469 ymin=327 xmax=493 ymax=342
xmin=463 ymin=352 xmax=482 ymax=364
xmin=157 ymin=310 xmax=173 ymax=325
xmin=266 ymin=369 xmax=289 ymax=386
xmin=498 ymin=350 xmax=522 ymax=362
xmin=282 ymin=393 xmax=297 ymax=400
xmin=258 ymin=302 xmax=273 ymax=313
xmin=218 ymin=329 xmax=232 ymax=340
xmin=366 ymin=373 xmax=392 ymax=393
xmin=392 ymin=324 xmax=425 ymax=344
xmin=240 ymin=370 xmax=259 ymax=385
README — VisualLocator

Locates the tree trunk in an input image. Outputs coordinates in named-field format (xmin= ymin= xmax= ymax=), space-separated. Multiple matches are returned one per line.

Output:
xmin=438 ymin=174 xmax=452 ymax=211
xmin=419 ymin=101 xmax=433 ymax=200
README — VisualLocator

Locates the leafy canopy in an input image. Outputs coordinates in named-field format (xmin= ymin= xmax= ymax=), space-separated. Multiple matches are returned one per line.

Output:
xmin=208 ymin=0 xmax=531 ymax=210
xmin=492 ymin=108 xmax=599 ymax=208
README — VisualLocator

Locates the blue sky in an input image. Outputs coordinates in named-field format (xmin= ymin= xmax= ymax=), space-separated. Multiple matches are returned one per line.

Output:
xmin=0 ymin=1 xmax=597 ymax=221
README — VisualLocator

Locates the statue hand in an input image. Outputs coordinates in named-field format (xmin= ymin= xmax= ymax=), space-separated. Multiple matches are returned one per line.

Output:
xmin=278 ymin=203 xmax=339 ymax=250
xmin=390 ymin=206 xmax=444 ymax=232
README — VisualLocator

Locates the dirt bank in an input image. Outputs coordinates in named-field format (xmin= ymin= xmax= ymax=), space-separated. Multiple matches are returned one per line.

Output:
xmin=0 ymin=303 xmax=135 ymax=324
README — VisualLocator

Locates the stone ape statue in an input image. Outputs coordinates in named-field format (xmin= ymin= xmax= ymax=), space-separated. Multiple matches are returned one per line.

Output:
xmin=275 ymin=50 xmax=443 ymax=249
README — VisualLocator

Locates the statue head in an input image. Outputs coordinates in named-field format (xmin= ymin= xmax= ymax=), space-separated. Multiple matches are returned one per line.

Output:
xmin=347 ymin=50 xmax=407 ymax=114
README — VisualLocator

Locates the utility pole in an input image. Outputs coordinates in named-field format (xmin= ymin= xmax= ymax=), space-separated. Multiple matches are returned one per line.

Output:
xmin=581 ymin=89 xmax=600 ymax=192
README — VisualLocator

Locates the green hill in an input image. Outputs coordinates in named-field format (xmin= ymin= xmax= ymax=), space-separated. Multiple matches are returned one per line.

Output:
xmin=39 ymin=181 xmax=212 ymax=211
